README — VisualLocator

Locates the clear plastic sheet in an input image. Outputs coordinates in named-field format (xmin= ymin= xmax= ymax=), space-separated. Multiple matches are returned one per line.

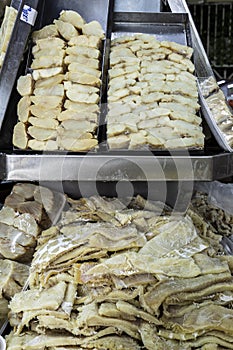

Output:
xmin=198 ymin=77 xmax=233 ymax=152
xmin=195 ymin=181 xmax=233 ymax=216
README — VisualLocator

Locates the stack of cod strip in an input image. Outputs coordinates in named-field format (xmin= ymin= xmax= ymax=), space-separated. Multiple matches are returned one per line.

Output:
xmin=0 ymin=5 xmax=17 ymax=68
xmin=107 ymin=34 xmax=205 ymax=149
xmin=0 ymin=183 xmax=59 ymax=327
xmin=13 ymin=10 xmax=104 ymax=151
xmin=6 ymin=195 xmax=233 ymax=350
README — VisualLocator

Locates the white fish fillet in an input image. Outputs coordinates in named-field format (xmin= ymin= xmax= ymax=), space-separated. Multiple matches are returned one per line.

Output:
xmin=30 ymin=105 xmax=61 ymax=119
xmin=32 ymin=24 xmax=58 ymax=42
xmin=28 ymin=139 xmax=58 ymax=151
xmin=66 ymin=72 xmax=100 ymax=87
xmin=82 ymin=21 xmax=104 ymax=38
xmin=64 ymin=81 xmax=98 ymax=94
xmin=64 ymin=54 xmax=99 ymax=69
xmin=54 ymin=19 xmax=78 ymax=41
xmin=61 ymin=120 xmax=96 ymax=132
xmin=31 ymin=55 xmax=64 ymax=69
xmin=31 ymin=95 xmax=63 ymax=108
xmin=13 ymin=122 xmax=28 ymax=149
xmin=59 ymin=10 xmax=85 ymax=30
xmin=28 ymin=126 xmax=57 ymax=141
xmin=59 ymin=137 xmax=98 ymax=151
xmin=64 ymin=100 xmax=99 ymax=113
xmin=66 ymin=90 xmax=99 ymax=104
xmin=32 ymin=37 xmax=65 ymax=54
xmin=68 ymin=63 xmax=101 ymax=78
xmin=34 ymin=74 xmax=65 ymax=89
xmin=32 ymin=67 xmax=63 ymax=81
xmin=16 ymin=74 xmax=33 ymax=96
xmin=58 ymin=110 xmax=97 ymax=122
xmin=34 ymin=84 xmax=64 ymax=97
xmin=66 ymin=45 xmax=100 ymax=59
xmin=17 ymin=96 xmax=31 ymax=123
xmin=28 ymin=117 xmax=59 ymax=129
xmin=69 ymin=35 xmax=101 ymax=48
xmin=108 ymin=135 xmax=130 ymax=149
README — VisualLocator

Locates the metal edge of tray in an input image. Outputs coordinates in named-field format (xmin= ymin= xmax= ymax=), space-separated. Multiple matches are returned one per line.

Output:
xmin=1 ymin=152 xmax=233 ymax=181
xmin=114 ymin=0 xmax=161 ymax=13
xmin=111 ymin=12 xmax=191 ymax=46
xmin=11 ymin=0 xmax=22 ymax=10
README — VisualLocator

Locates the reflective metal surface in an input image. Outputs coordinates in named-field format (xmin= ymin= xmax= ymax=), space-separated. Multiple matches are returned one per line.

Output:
xmin=1 ymin=153 xmax=233 ymax=181
xmin=111 ymin=12 xmax=191 ymax=45
xmin=114 ymin=0 xmax=161 ymax=12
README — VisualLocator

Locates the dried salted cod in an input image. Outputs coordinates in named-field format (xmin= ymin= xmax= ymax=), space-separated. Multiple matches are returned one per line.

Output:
xmin=9 ymin=281 xmax=67 ymax=313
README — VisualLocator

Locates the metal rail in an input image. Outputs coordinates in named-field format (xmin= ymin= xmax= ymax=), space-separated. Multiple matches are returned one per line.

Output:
xmin=0 ymin=152 xmax=232 ymax=181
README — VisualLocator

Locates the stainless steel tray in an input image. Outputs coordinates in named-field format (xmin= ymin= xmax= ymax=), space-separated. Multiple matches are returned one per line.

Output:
xmin=0 ymin=0 xmax=40 ymax=132
xmin=0 ymin=0 xmax=111 ymax=153
xmin=103 ymin=12 xmax=206 ymax=152
xmin=110 ymin=12 xmax=191 ymax=45
xmin=0 ymin=0 xmax=233 ymax=182
xmin=1 ymin=152 xmax=233 ymax=181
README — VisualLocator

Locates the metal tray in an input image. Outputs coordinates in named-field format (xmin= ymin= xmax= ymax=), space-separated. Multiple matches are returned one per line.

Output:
xmin=0 ymin=0 xmax=40 ymax=135
xmin=0 ymin=0 xmax=111 ymax=153
xmin=0 ymin=0 xmax=233 ymax=182
xmin=103 ymin=12 xmax=207 ymax=152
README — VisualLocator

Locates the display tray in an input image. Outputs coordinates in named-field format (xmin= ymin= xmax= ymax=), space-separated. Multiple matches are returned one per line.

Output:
xmin=0 ymin=0 xmax=40 ymax=133
xmin=0 ymin=0 xmax=112 ymax=153
xmin=1 ymin=180 xmax=233 ymax=347
xmin=103 ymin=11 xmax=208 ymax=152
xmin=0 ymin=5 xmax=222 ymax=156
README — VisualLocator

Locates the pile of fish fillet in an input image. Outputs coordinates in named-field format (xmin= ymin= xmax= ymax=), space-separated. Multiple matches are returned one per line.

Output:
xmin=5 ymin=193 xmax=233 ymax=350
xmin=0 ymin=183 xmax=58 ymax=327
xmin=107 ymin=35 xmax=204 ymax=149
xmin=0 ymin=5 xmax=17 ymax=68
xmin=13 ymin=10 xmax=104 ymax=151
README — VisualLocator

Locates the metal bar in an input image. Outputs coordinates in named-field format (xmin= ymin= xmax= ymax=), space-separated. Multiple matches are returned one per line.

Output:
xmin=0 ymin=0 xmax=39 ymax=131
xmin=213 ymin=4 xmax=218 ymax=63
xmin=11 ymin=0 xmax=22 ymax=10
xmin=0 ymin=153 xmax=6 ymax=179
xmin=206 ymin=4 xmax=211 ymax=57
xmin=2 ymin=153 xmax=233 ymax=181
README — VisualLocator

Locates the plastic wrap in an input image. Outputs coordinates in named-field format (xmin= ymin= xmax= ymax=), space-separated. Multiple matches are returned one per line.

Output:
xmin=198 ymin=77 xmax=233 ymax=152
xmin=195 ymin=181 xmax=233 ymax=216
